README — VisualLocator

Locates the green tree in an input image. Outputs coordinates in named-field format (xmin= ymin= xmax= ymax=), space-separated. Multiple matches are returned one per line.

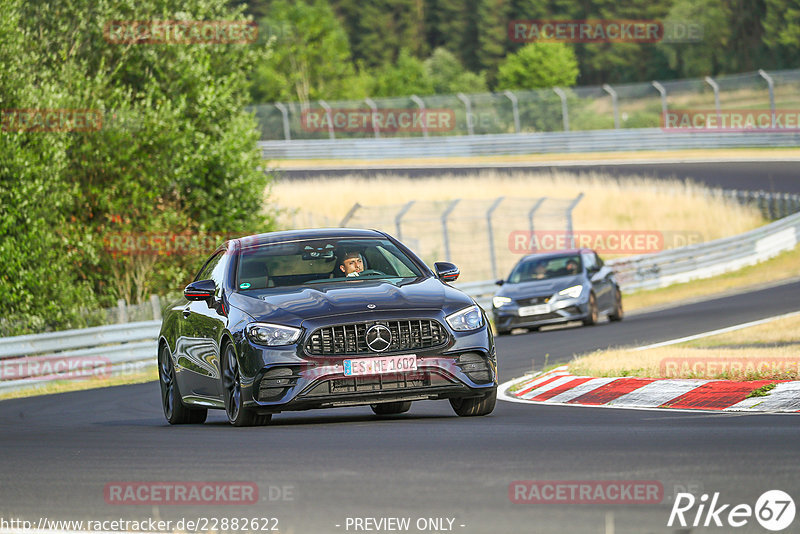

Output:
xmin=425 ymin=47 xmax=488 ymax=93
xmin=369 ymin=48 xmax=434 ymax=96
xmin=1 ymin=0 xmax=272 ymax=333
xmin=496 ymin=42 xmax=579 ymax=90
xmin=762 ymin=0 xmax=800 ymax=66
xmin=250 ymin=0 xmax=363 ymax=104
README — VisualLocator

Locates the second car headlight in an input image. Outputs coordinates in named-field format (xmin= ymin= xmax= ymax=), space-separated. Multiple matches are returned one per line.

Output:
xmin=246 ymin=323 xmax=301 ymax=346
xmin=492 ymin=296 xmax=512 ymax=308
xmin=558 ymin=285 xmax=584 ymax=299
xmin=446 ymin=305 xmax=485 ymax=331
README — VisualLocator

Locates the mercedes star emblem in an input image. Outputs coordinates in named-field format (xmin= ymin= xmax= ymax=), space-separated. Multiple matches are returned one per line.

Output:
xmin=367 ymin=303 xmax=376 ymax=309
xmin=365 ymin=324 xmax=392 ymax=352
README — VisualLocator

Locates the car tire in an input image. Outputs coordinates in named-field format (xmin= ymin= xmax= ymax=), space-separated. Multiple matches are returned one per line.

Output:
xmin=608 ymin=287 xmax=624 ymax=322
xmin=496 ymin=328 xmax=511 ymax=336
xmin=582 ymin=292 xmax=598 ymax=326
xmin=450 ymin=388 xmax=497 ymax=417
xmin=370 ymin=401 xmax=412 ymax=415
xmin=158 ymin=344 xmax=208 ymax=425
xmin=222 ymin=342 xmax=271 ymax=427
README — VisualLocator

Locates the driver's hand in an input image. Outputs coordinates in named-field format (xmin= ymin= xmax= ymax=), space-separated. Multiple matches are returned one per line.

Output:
xmin=346 ymin=271 xmax=360 ymax=277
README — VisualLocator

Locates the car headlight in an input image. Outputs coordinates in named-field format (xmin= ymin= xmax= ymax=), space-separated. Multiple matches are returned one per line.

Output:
xmin=558 ymin=285 xmax=584 ymax=299
xmin=245 ymin=323 xmax=301 ymax=346
xmin=446 ymin=305 xmax=485 ymax=331
xmin=492 ymin=296 xmax=512 ymax=308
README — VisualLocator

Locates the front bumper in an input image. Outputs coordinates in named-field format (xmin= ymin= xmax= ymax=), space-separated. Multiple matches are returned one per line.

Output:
xmin=236 ymin=326 xmax=497 ymax=413
xmin=493 ymin=295 xmax=590 ymax=330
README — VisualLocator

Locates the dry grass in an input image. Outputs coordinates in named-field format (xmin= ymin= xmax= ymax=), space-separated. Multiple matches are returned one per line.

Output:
xmin=0 ymin=368 xmax=158 ymax=401
xmin=569 ymin=314 xmax=800 ymax=381
xmin=270 ymin=171 xmax=764 ymax=248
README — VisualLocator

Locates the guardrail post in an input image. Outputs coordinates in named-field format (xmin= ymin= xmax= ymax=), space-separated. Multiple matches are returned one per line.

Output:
xmin=457 ymin=93 xmax=474 ymax=135
xmin=394 ymin=200 xmax=415 ymax=240
xmin=565 ymin=193 xmax=584 ymax=248
xmin=150 ymin=295 xmax=162 ymax=321
xmin=486 ymin=197 xmax=505 ymax=280
xmin=117 ymin=299 xmax=128 ymax=324
xmin=652 ymin=81 xmax=668 ymax=123
xmin=318 ymin=99 xmax=335 ymax=140
xmin=503 ymin=90 xmax=521 ymax=133
xmin=275 ymin=103 xmax=291 ymax=141
xmin=553 ymin=88 xmax=570 ymax=132
xmin=365 ymin=98 xmax=380 ymax=138
xmin=758 ymin=69 xmax=777 ymax=128
xmin=339 ymin=203 xmax=361 ymax=226
xmin=602 ymin=84 xmax=620 ymax=129
xmin=410 ymin=95 xmax=428 ymax=138
xmin=441 ymin=199 xmax=461 ymax=262
xmin=704 ymin=76 xmax=722 ymax=126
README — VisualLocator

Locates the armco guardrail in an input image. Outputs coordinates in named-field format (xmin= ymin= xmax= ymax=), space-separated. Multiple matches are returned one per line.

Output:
xmin=260 ymin=129 xmax=800 ymax=160
xmin=0 ymin=321 xmax=160 ymax=393
xmin=454 ymin=211 xmax=800 ymax=306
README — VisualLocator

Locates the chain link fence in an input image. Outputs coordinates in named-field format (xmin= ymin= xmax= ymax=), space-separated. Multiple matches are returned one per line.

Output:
xmin=339 ymin=195 xmax=583 ymax=282
xmin=251 ymin=69 xmax=800 ymax=141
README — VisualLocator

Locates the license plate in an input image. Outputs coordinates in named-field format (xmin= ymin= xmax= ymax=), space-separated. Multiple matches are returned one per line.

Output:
xmin=518 ymin=304 xmax=550 ymax=317
xmin=343 ymin=354 xmax=417 ymax=377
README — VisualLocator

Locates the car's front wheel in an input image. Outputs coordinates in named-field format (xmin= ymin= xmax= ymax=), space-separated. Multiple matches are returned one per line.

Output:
xmin=222 ymin=343 xmax=271 ymax=427
xmin=450 ymin=388 xmax=497 ymax=417
xmin=158 ymin=344 xmax=207 ymax=425
xmin=582 ymin=292 xmax=598 ymax=326
xmin=608 ymin=287 xmax=624 ymax=322
xmin=370 ymin=401 xmax=412 ymax=416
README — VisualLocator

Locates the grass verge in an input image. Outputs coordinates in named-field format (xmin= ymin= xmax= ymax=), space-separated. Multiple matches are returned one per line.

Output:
xmin=0 ymin=368 xmax=158 ymax=401
xmin=569 ymin=313 xmax=800 ymax=381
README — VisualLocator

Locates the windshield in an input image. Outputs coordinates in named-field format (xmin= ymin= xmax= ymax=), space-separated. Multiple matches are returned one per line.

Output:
xmin=508 ymin=254 xmax=582 ymax=283
xmin=236 ymin=237 xmax=424 ymax=290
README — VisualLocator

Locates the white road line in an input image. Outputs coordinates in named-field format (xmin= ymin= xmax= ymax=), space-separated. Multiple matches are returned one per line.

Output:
xmin=632 ymin=310 xmax=800 ymax=351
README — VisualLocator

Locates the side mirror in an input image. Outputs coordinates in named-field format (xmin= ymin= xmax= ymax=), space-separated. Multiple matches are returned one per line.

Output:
xmin=495 ymin=279 xmax=505 ymax=286
xmin=184 ymin=279 xmax=216 ymax=301
xmin=434 ymin=262 xmax=460 ymax=282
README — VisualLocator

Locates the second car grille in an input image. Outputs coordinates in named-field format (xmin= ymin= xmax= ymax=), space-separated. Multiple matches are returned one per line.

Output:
xmin=305 ymin=319 xmax=448 ymax=355
xmin=517 ymin=296 xmax=551 ymax=306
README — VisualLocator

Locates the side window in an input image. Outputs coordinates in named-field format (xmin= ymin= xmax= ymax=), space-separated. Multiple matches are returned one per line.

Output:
xmin=195 ymin=252 xmax=223 ymax=283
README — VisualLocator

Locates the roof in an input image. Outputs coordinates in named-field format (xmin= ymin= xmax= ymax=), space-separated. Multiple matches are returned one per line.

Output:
xmin=234 ymin=228 xmax=387 ymax=248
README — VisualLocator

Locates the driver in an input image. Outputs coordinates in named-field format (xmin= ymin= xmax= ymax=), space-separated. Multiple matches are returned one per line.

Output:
xmin=533 ymin=260 xmax=547 ymax=279
xmin=565 ymin=259 xmax=579 ymax=275
xmin=338 ymin=250 xmax=364 ymax=277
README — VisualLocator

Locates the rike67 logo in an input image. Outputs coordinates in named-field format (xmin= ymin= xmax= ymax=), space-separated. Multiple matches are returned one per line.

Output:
xmin=668 ymin=490 xmax=795 ymax=531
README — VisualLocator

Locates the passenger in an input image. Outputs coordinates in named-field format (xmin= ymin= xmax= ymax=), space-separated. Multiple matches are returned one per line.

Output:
xmin=565 ymin=259 xmax=579 ymax=275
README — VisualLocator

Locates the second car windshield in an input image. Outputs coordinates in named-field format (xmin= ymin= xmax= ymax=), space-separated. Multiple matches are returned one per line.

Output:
xmin=236 ymin=237 xmax=424 ymax=290
xmin=508 ymin=255 xmax=582 ymax=283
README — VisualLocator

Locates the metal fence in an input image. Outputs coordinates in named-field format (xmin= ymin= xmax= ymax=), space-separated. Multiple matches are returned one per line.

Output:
xmin=340 ymin=195 xmax=583 ymax=282
xmin=253 ymin=69 xmax=800 ymax=141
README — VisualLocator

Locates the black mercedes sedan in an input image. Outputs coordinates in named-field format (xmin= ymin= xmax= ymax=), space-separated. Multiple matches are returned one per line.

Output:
xmin=158 ymin=228 xmax=497 ymax=426
xmin=492 ymin=249 xmax=623 ymax=335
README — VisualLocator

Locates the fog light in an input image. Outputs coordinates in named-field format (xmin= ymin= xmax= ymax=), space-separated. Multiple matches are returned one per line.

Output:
xmin=258 ymin=367 xmax=296 ymax=401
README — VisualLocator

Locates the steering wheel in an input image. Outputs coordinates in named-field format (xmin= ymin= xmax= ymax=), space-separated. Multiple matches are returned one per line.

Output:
xmin=357 ymin=269 xmax=385 ymax=276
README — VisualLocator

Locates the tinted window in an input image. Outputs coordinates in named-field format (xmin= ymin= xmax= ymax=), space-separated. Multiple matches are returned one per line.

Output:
xmin=195 ymin=251 xmax=224 ymax=283
xmin=509 ymin=254 xmax=582 ymax=283
xmin=236 ymin=238 xmax=424 ymax=290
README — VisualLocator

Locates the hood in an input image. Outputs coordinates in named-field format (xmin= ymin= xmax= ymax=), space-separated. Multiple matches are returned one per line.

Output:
xmin=228 ymin=277 xmax=473 ymax=326
xmin=497 ymin=274 xmax=585 ymax=298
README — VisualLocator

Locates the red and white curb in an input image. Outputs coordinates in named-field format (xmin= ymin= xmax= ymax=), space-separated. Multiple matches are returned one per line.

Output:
xmin=499 ymin=366 xmax=800 ymax=413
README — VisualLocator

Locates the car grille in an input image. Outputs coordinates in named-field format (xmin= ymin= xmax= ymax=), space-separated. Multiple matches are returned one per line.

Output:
xmin=517 ymin=296 xmax=552 ymax=306
xmin=305 ymin=319 xmax=448 ymax=356
xmin=301 ymin=372 xmax=455 ymax=397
